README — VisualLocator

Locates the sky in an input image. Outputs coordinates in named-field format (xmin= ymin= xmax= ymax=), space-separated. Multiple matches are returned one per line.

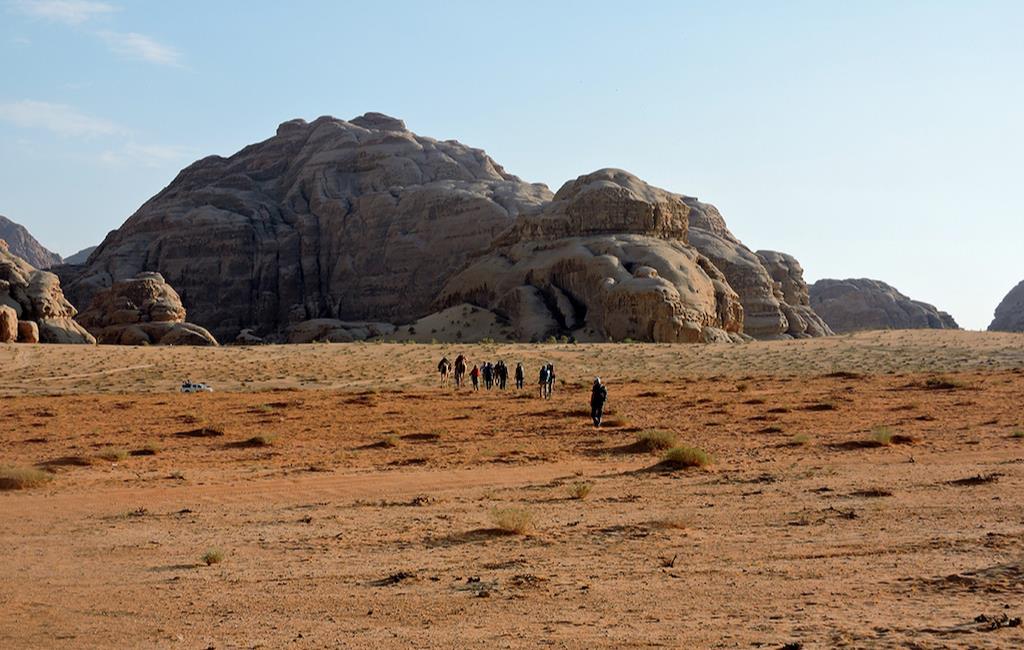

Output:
xmin=0 ymin=0 xmax=1021 ymax=330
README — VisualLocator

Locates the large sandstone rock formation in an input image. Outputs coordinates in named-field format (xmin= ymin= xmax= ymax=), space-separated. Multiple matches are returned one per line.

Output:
xmin=438 ymin=169 xmax=745 ymax=343
xmin=989 ymin=280 xmax=1024 ymax=332
xmin=0 ymin=239 xmax=95 ymax=343
xmin=809 ymin=278 xmax=959 ymax=333
xmin=76 ymin=272 xmax=218 ymax=346
xmin=61 ymin=112 xmax=551 ymax=341
xmin=0 ymin=215 xmax=62 ymax=269
xmin=685 ymin=201 xmax=822 ymax=339
xmin=59 ymin=113 xmax=831 ymax=343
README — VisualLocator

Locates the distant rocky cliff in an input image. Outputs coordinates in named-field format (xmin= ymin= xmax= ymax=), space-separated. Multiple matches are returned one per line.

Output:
xmin=0 ymin=215 xmax=62 ymax=269
xmin=809 ymin=278 xmax=959 ymax=333
xmin=59 ymin=112 xmax=832 ymax=343
xmin=989 ymin=280 xmax=1024 ymax=332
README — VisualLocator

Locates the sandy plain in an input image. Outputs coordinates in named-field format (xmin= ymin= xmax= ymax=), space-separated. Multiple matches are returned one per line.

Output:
xmin=2 ymin=330 xmax=1024 ymax=649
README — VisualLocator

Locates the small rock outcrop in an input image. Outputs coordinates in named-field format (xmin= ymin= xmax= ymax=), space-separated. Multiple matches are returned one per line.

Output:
xmin=438 ymin=169 xmax=745 ymax=343
xmin=286 ymin=319 xmax=396 ymax=344
xmin=989 ymin=280 xmax=1024 ymax=332
xmin=809 ymin=278 xmax=959 ymax=333
xmin=756 ymin=250 xmax=834 ymax=338
xmin=0 ymin=239 xmax=95 ymax=343
xmin=0 ymin=304 xmax=16 ymax=342
xmin=63 ymin=246 xmax=97 ymax=265
xmin=76 ymin=272 xmax=218 ymax=346
xmin=0 ymin=215 xmax=62 ymax=269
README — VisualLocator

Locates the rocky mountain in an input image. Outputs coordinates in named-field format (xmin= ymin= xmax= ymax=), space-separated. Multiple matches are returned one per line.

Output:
xmin=0 ymin=239 xmax=95 ymax=344
xmin=809 ymin=278 xmax=959 ymax=333
xmin=76 ymin=272 xmax=218 ymax=345
xmin=989 ymin=280 xmax=1024 ymax=332
xmin=63 ymin=246 xmax=97 ymax=265
xmin=0 ymin=215 xmax=62 ymax=269
xmin=60 ymin=113 xmax=550 ymax=342
xmin=60 ymin=112 xmax=832 ymax=343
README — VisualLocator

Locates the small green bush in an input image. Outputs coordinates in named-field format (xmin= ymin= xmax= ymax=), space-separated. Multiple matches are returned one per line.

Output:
xmin=662 ymin=446 xmax=712 ymax=469
xmin=567 ymin=482 xmax=593 ymax=499
xmin=635 ymin=430 xmax=677 ymax=451
xmin=490 ymin=507 xmax=533 ymax=534
xmin=202 ymin=548 xmax=225 ymax=566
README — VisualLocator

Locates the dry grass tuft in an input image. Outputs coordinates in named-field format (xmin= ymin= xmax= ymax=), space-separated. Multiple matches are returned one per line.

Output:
xmin=242 ymin=434 xmax=277 ymax=447
xmin=490 ymin=507 xmax=534 ymax=534
xmin=0 ymin=466 xmax=53 ymax=490
xmin=131 ymin=442 xmax=162 ymax=456
xmin=635 ymin=430 xmax=677 ymax=452
xmin=661 ymin=445 xmax=712 ymax=469
xmin=202 ymin=548 xmax=225 ymax=566
xmin=790 ymin=433 xmax=811 ymax=446
xmin=97 ymin=447 xmax=129 ymax=462
xmin=872 ymin=427 xmax=894 ymax=446
xmin=567 ymin=482 xmax=593 ymax=500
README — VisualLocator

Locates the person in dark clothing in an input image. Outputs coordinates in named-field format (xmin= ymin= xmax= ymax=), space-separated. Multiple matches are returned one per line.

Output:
xmin=590 ymin=377 xmax=608 ymax=427
xmin=514 ymin=362 xmax=525 ymax=390
xmin=545 ymin=363 xmax=556 ymax=399
xmin=470 ymin=364 xmax=480 ymax=391
xmin=538 ymin=365 xmax=549 ymax=399
xmin=496 ymin=361 xmax=508 ymax=390
xmin=454 ymin=354 xmax=467 ymax=388
xmin=482 ymin=362 xmax=493 ymax=390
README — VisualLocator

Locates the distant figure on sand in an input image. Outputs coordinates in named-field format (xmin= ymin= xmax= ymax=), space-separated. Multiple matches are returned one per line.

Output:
xmin=515 ymin=362 xmax=525 ymax=390
xmin=538 ymin=365 xmax=550 ymax=399
xmin=496 ymin=361 xmax=508 ymax=390
xmin=590 ymin=377 xmax=608 ymax=427
xmin=454 ymin=354 xmax=467 ymax=388
xmin=438 ymin=356 xmax=452 ymax=387
xmin=470 ymin=364 xmax=480 ymax=391
xmin=545 ymin=363 xmax=556 ymax=399
xmin=482 ymin=362 xmax=494 ymax=390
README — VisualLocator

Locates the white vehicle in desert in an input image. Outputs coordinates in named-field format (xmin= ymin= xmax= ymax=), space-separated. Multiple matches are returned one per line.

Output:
xmin=179 ymin=380 xmax=213 ymax=393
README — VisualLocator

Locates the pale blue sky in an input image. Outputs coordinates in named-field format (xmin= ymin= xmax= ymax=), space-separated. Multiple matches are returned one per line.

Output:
xmin=1 ymin=0 xmax=1021 ymax=329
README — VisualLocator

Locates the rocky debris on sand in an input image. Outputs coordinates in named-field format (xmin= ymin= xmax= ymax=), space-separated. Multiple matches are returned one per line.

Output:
xmin=76 ymin=272 xmax=217 ymax=346
xmin=0 ymin=239 xmax=95 ymax=344
xmin=0 ymin=215 xmax=62 ymax=269
xmin=286 ymin=319 xmax=396 ymax=344
xmin=17 ymin=319 xmax=39 ymax=343
xmin=989 ymin=280 xmax=1024 ymax=332
xmin=809 ymin=278 xmax=959 ymax=333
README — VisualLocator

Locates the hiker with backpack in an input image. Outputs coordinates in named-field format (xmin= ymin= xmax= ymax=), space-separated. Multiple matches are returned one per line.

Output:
xmin=590 ymin=377 xmax=608 ymax=427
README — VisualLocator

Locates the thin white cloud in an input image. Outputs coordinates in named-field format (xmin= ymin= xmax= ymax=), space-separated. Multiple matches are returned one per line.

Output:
xmin=97 ymin=30 xmax=182 ymax=67
xmin=0 ymin=99 xmax=124 ymax=137
xmin=13 ymin=0 xmax=115 ymax=25
xmin=99 ymin=141 xmax=192 ymax=167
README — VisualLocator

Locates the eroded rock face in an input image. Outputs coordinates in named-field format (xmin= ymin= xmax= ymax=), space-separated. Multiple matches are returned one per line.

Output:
xmin=76 ymin=272 xmax=218 ymax=345
xmin=0 ymin=304 xmax=15 ymax=342
xmin=989 ymin=280 xmax=1024 ymax=332
xmin=438 ymin=169 xmax=745 ymax=343
xmin=756 ymin=250 xmax=834 ymax=338
xmin=0 ymin=215 xmax=62 ymax=269
xmin=62 ymin=113 xmax=552 ymax=341
xmin=685 ymin=201 xmax=821 ymax=339
xmin=286 ymin=319 xmax=396 ymax=344
xmin=809 ymin=278 xmax=959 ymax=333
xmin=0 ymin=239 xmax=95 ymax=344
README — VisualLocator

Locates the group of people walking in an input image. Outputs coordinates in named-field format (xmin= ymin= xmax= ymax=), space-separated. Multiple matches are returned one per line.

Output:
xmin=436 ymin=355 xmax=609 ymax=426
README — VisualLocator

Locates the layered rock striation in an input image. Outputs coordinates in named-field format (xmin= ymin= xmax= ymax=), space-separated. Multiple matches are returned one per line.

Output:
xmin=809 ymin=278 xmax=959 ymax=333
xmin=76 ymin=272 xmax=218 ymax=345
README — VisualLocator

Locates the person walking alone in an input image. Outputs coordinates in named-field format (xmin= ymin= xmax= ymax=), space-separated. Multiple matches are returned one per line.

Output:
xmin=590 ymin=377 xmax=608 ymax=427
xmin=538 ymin=364 xmax=550 ymax=399
xmin=514 ymin=362 xmax=525 ymax=390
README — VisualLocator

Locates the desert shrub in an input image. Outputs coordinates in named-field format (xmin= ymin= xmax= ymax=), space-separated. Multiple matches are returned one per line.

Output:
xmin=872 ymin=427 xmax=894 ymax=446
xmin=380 ymin=434 xmax=399 ymax=448
xmin=791 ymin=434 xmax=811 ymax=446
xmin=490 ymin=507 xmax=533 ymax=534
xmin=0 ymin=466 xmax=53 ymax=490
xmin=1012 ymin=430 xmax=1024 ymax=439
xmin=132 ymin=442 xmax=162 ymax=456
xmin=662 ymin=445 xmax=712 ymax=469
xmin=923 ymin=376 xmax=964 ymax=390
xmin=635 ymin=430 xmax=677 ymax=451
xmin=567 ymin=482 xmax=593 ymax=500
xmin=202 ymin=548 xmax=225 ymax=566
xmin=97 ymin=447 xmax=129 ymax=462
xmin=602 ymin=414 xmax=631 ymax=428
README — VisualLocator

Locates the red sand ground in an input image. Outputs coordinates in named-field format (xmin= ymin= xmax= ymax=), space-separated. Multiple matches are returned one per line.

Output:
xmin=2 ymin=330 xmax=1023 ymax=648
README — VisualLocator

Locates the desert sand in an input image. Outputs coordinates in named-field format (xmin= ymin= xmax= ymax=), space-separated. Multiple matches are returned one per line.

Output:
xmin=2 ymin=330 xmax=1024 ymax=648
